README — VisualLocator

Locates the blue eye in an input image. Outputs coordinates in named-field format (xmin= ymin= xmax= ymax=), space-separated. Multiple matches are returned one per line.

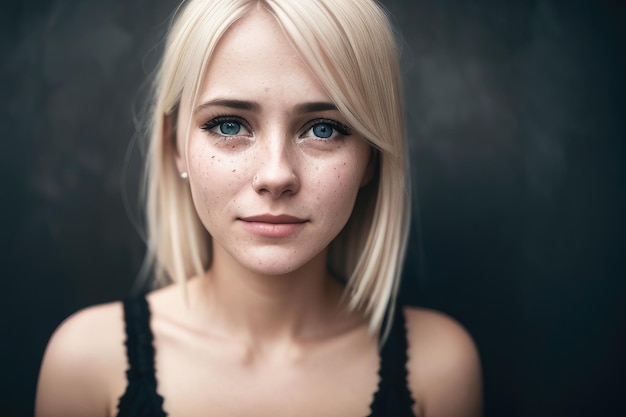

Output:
xmin=219 ymin=121 xmax=241 ymax=135
xmin=312 ymin=123 xmax=333 ymax=139
xmin=302 ymin=119 xmax=351 ymax=141
xmin=201 ymin=116 xmax=250 ymax=138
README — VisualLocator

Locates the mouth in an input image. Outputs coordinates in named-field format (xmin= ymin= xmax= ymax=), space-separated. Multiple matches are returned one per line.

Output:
xmin=238 ymin=214 xmax=308 ymax=238
xmin=239 ymin=214 xmax=308 ymax=224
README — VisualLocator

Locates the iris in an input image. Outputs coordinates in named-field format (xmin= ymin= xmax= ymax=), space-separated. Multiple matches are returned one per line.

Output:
xmin=312 ymin=123 xmax=333 ymax=139
xmin=220 ymin=121 xmax=241 ymax=135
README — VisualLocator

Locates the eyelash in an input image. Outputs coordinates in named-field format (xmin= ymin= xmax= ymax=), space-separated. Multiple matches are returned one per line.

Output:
xmin=199 ymin=116 xmax=352 ymax=140
xmin=200 ymin=115 xmax=250 ymax=137
xmin=301 ymin=118 xmax=352 ymax=139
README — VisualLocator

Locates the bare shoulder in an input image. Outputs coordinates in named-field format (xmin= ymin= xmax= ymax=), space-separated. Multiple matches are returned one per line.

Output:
xmin=36 ymin=301 xmax=127 ymax=417
xmin=403 ymin=307 xmax=483 ymax=417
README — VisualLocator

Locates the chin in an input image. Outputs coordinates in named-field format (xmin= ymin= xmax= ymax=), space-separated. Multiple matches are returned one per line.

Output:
xmin=228 ymin=246 xmax=326 ymax=277
xmin=213 ymin=238 xmax=329 ymax=278
xmin=239 ymin=259 xmax=309 ymax=277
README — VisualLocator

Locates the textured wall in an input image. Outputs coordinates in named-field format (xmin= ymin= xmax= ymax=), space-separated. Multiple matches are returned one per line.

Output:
xmin=2 ymin=0 xmax=624 ymax=416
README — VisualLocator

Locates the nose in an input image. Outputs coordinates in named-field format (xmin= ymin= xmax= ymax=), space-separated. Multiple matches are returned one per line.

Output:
xmin=252 ymin=139 xmax=300 ymax=198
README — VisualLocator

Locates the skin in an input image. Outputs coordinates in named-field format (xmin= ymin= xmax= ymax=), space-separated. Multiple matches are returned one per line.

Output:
xmin=36 ymin=9 xmax=482 ymax=417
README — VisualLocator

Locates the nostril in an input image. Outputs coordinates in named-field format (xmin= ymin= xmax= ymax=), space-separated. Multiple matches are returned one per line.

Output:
xmin=251 ymin=168 xmax=300 ymax=197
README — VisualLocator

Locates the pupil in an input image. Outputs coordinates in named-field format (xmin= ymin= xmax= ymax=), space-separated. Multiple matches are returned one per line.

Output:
xmin=313 ymin=123 xmax=332 ymax=138
xmin=220 ymin=122 xmax=241 ymax=135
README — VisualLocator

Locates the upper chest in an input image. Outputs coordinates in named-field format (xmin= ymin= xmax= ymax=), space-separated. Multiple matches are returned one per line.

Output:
xmin=110 ymin=319 xmax=382 ymax=417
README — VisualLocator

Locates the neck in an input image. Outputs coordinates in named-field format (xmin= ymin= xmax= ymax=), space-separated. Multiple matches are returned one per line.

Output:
xmin=190 ymin=244 xmax=346 ymax=345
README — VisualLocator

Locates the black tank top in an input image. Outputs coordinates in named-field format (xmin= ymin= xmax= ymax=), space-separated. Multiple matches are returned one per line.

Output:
xmin=116 ymin=296 xmax=416 ymax=417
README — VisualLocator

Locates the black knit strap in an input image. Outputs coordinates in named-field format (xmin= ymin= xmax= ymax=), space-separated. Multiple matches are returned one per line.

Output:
xmin=123 ymin=297 xmax=157 ymax=381
xmin=368 ymin=307 xmax=416 ymax=416
xmin=117 ymin=296 xmax=167 ymax=417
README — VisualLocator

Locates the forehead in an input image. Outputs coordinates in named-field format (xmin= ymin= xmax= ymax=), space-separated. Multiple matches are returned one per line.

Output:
xmin=198 ymin=9 xmax=328 ymax=102
xmin=216 ymin=9 xmax=292 ymax=61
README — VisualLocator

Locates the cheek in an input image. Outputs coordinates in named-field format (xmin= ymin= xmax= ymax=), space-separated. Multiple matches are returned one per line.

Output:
xmin=324 ymin=147 xmax=370 ymax=193
xmin=186 ymin=140 xmax=248 ymax=213
xmin=316 ymin=157 xmax=369 ymax=214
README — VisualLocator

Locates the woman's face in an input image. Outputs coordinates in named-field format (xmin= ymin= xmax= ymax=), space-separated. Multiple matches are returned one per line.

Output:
xmin=177 ymin=10 xmax=373 ymax=276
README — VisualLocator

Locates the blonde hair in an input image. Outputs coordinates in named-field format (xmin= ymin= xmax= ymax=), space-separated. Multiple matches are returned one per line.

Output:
xmin=143 ymin=0 xmax=410 ymax=331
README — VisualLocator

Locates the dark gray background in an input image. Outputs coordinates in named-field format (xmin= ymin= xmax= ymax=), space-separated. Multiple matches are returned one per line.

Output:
xmin=2 ymin=0 xmax=624 ymax=416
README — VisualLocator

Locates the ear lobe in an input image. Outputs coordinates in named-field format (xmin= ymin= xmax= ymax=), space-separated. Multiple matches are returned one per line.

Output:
xmin=360 ymin=148 xmax=379 ymax=187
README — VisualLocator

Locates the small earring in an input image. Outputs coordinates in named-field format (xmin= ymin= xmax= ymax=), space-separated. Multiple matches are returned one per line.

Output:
xmin=180 ymin=171 xmax=188 ymax=180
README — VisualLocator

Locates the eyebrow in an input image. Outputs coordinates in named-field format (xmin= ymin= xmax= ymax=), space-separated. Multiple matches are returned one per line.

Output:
xmin=295 ymin=102 xmax=338 ymax=114
xmin=194 ymin=99 xmax=259 ymax=114
xmin=193 ymin=99 xmax=338 ymax=115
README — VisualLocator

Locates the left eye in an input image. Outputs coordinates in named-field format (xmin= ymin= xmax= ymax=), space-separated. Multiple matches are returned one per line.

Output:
xmin=302 ymin=119 xmax=351 ymax=140
xmin=311 ymin=123 xmax=334 ymax=139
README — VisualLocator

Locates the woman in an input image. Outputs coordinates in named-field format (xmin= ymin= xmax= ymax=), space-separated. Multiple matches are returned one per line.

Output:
xmin=36 ymin=0 xmax=482 ymax=416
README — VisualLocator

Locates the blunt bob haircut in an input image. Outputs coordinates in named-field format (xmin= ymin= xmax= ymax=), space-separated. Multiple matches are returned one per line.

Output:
xmin=143 ymin=0 xmax=410 ymax=331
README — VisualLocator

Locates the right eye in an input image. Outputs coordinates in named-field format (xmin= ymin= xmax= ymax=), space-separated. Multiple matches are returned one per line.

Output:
xmin=201 ymin=116 xmax=251 ymax=138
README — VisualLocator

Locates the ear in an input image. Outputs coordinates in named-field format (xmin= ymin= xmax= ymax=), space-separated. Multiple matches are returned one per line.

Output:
xmin=164 ymin=113 xmax=186 ymax=176
xmin=360 ymin=147 xmax=379 ymax=187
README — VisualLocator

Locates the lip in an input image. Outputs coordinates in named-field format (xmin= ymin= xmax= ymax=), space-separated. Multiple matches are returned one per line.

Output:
xmin=238 ymin=214 xmax=308 ymax=238
xmin=239 ymin=214 xmax=307 ymax=224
